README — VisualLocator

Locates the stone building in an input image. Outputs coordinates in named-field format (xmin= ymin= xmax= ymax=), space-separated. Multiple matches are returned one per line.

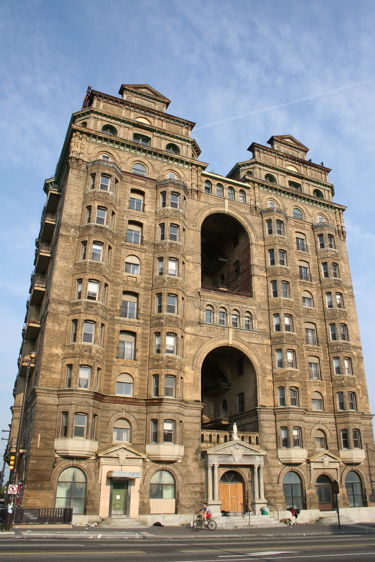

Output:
xmin=8 ymin=83 xmax=375 ymax=523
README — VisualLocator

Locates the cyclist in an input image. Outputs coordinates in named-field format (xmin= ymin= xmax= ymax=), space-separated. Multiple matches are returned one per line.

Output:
xmin=199 ymin=503 xmax=212 ymax=524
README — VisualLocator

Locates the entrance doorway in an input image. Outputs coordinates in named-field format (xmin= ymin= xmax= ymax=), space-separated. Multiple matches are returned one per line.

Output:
xmin=111 ymin=480 xmax=129 ymax=515
xmin=315 ymin=475 xmax=333 ymax=511
xmin=219 ymin=471 xmax=245 ymax=513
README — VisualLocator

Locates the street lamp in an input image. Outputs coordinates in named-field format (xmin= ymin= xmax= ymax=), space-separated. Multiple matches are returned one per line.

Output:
xmin=12 ymin=352 xmax=36 ymax=488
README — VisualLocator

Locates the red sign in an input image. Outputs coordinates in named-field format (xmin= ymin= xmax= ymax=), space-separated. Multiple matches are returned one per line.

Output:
xmin=8 ymin=484 xmax=17 ymax=495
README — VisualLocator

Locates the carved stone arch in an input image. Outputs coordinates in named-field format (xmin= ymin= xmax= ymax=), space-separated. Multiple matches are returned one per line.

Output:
xmin=192 ymin=205 xmax=260 ymax=244
xmin=108 ymin=409 xmax=138 ymax=431
xmin=309 ymin=422 xmax=333 ymax=440
xmin=50 ymin=459 xmax=95 ymax=485
xmin=277 ymin=465 xmax=307 ymax=489
xmin=142 ymin=461 xmax=184 ymax=489
xmin=340 ymin=465 xmax=366 ymax=486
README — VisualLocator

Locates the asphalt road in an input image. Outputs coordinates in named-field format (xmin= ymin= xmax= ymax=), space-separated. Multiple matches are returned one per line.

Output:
xmin=1 ymin=531 xmax=375 ymax=561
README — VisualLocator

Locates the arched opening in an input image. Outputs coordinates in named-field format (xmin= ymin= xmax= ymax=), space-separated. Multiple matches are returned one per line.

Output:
xmin=219 ymin=470 xmax=245 ymax=513
xmin=283 ymin=471 xmax=304 ymax=509
xmin=201 ymin=213 xmax=252 ymax=296
xmin=201 ymin=346 xmax=257 ymax=430
xmin=345 ymin=471 xmax=364 ymax=507
xmin=315 ymin=474 xmax=334 ymax=510
xmin=150 ymin=470 xmax=176 ymax=514
xmin=55 ymin=467 xmax=86 ymax=514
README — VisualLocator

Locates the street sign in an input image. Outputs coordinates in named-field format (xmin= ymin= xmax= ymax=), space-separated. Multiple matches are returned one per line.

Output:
xmin=8 ymin=484 xmax=18 ymax=495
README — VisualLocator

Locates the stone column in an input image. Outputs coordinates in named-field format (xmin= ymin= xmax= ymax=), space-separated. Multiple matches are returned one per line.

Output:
xmin=207 ymin=464 xmax=213 ymax=503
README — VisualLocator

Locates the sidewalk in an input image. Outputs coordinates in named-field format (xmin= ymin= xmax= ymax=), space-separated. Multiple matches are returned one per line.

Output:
xmin=2 ymin=522 xmax=375 ymax=538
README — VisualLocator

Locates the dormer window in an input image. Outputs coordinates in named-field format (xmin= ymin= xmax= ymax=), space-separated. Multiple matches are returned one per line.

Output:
xmin=102 ymin=124 xmax=117 ymax=136
xmin=166 ymin=143 xmax=180 ymax=154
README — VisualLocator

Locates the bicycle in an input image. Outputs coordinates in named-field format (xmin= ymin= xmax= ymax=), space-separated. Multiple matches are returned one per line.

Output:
xmin=192 ymin=513 xmax=217 ymax=531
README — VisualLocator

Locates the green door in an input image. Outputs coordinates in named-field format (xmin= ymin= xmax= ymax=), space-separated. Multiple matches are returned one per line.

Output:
xmin=111 ymin=481 xmax=128 ymax=515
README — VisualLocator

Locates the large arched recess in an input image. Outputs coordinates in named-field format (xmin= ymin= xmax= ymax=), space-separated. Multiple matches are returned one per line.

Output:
xmin=201 ymin=213 xmax=252 ymax=296
xmin=201 ymin=346 xmax=257 ymax=431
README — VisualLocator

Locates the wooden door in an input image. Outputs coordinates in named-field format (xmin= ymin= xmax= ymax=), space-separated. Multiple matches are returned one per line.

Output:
xmin=315 ymin=475 xmax=333 ymax=511
xmin=219 ymin=471 xmax=244 ymax=513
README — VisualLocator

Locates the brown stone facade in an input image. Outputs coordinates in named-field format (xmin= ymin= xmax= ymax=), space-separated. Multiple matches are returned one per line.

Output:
xmin=8 ymin=84 xmax=375 ymax=522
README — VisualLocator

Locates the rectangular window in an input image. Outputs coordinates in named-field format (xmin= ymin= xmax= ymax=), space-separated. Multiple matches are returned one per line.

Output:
xmin=348 ymin=392 xmax=357 ymax=410
xmin=65 ymin=364 xmax=73 ymax=387
xmin=163 ymin=420 xmax=175 ymax=443
xmin=232 ymin=313 xmax=239 ymax=328
xmin=82 ymin=321 xmax=95 ymax=343
xmin=60 ymin=412 xmax=68 ymax=438
xmin=71 ymin=320 xmax=77 ymax=343
xmin=237 ymin=392 xmax=245 ymax=413
xmin=268 ymin=249 xmax=275 ymax=266
xmin=166 ymin=333 xmax=177 ymax=355
xmin=341 ymin=429 xmax=349 ymax=449
xmin=326 ymin=292 xmax=333 ymax=308
xmin=340 ymin=324 xmax=349 ymax=341
xmin=160 ymin=192 xmax=166 ymax=208
xmin=157 ymin=257 xmax=164 ymax=275
xmin=273 ymin=313 xmax=281 ymax=332
xmin=168 ymin=258 xmax=178 ymax=276
xmin=205 ymin=307 xmax=213 ymax=323
xmin=337 ymin=391 xmax=345 ymax=410
xmin=167 ymin=294 xmax=177 ymax=314
xmin=154 ymin=333 xmax=161 ymax=354
xmin=299 ymin=266 xmax=310 ymax=281
xmin=91 ymin=242 xmax=103 ymax=261
xmin=159 ymin=223 xmax=165 ymax=240
xmin=336 ymin=293 xmax=344 ymax=308
xmin=169 ymin=224 xmax=179 ymax=241
xmin=296 ymin=237 xmax=307 ymax=251
xmin=330 ymin=324 xmax=337 ymax=341
xmin=121 ymin=299 xmax=137 ymax=319
xmin=152 ymin=374 xmax=159 ymax=397
xmin=276 ymin=349 xmax=283 ymax=368
xmin=276 ymin=220 xmax=284 ymax=235
xmin=317 ymin=234 xmax=325 ymax=249
xmin=284 ymin=314 xmax=292 ymax=332
xmin=322 ymin=262 xmax=329 ymax=278
xmin=87 ymin=280 xmax=99 ymax=301
xmin=266 ymin=219 xmax=273 ymax=235
xmin=73 ymin=413 xmax=87 ymax=438
xmin=293 ymin=427 xmax=302 ymax=448
xmin=96 ymin=207 xmax=107 ymax=225
xmin=76 ymin=279 xmax=82 ymax=300
xmin=279 ymin=250 xmax=287 ymax=266
xmin=126 ymin=228 xmax=141 ymax=244
xmin=151 ymin=420 xmax=158 ymax=443
xmin=219 ymin=310 xmax=227 ymax=326
xmin=278 ymin=386 xmax=286 ymax=406
xmin=81 ymin=241 xmax=87 ymax=260
xmin=90 ymin=174 xmax=96 ymax=189
xmin=281 ymin=427 xmax=288 ymax=448
xmin=305 ymin=327 xmax=317 ymax=346
xmin=332 ymin=263 xmax=340 ymax=278
xmin=344 ymin=357 xmax=353 ymax=375
xmin=287 ymin=350 xmax=296 ymax=369
xmin=333 ymin=357 xmax=341 ymax=375
xmin=100 ymin=175 xmax=110 ymax=191
xmin=155 ymin=293 xmax=162 ymax=314
xmin=290 ymin=387 xmax=299 ymax=406
xmin=271 ymin=280 xmax=278 ymax=298
xmin=353 ymin=429 xmax=362 ymax=449
xmin=118 ymin=340 xmax=135 ymax=360
xmin=281 ymin=281 xmax=290 ymax=298
xmin=165 ymin=375 xmax=176 ymax=398
xmin=309 ymin=361 xmax=321 ymax=380
xmin=78 ymin=365 xmax=91 ymax=389
xmin=328 ymin=234 xmax=335 ymax=248
xmin=86 ymin=205 xmax=92 ymax=223
xmin=171 ymin=193 xmax=180 ymax=208
xmin=129 ymin=197 xmax=143 ymax=211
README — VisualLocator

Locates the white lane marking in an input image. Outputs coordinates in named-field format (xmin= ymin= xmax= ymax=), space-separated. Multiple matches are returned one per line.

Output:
xmin=220 ymin=553 xmax=296 ymax=558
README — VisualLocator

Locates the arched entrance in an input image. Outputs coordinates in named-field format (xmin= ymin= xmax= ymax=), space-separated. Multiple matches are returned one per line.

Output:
xmin=283 ymin=471 xmax=304 ymax=510
xmin=315 ymin=475 xmax=334 ymax=511
xmin=219 ymin=470 xmax=245 ymax=513
xmin=345 ymin=471 xmax=364 ymax=507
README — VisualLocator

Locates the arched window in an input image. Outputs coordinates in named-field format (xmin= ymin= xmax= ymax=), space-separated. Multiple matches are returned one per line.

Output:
xmin=216 ymin=183 xmax=224 ymax=197
xmin=345 ymin=472 xmax=364 ymax=507
xmin=265 ymin=173 xmax=276 ymax=183
xmin=205 ymin=306 xmax=214 ymax=324
xmin=166 ymin=143 xmax=179 ymax=154
xmin=315 ymin=429 xmax=327 ymax=449
xmin=302 ymin=291 xmax=313 ymax=308
xmin=102 ymin=124 xmax=117 ymax=136
xmin=121 ymin=292 xmax=138 ymax=319
xmin=129 ymin=190 xmax=144 ymax=212
xmin=116 ymin=373 xmax=134 ymax=396
xmin=312 ymin=391 xmax=324 ymax=410
xmin=133 ymin=133 xmax=150 ymax=146
xmin=244 ymin=313 xmax=253 ymax=330
xmin=313 ymin=189 xmax=324 ymax=198
xmin=218 ymin=308 xmax=227 ymax=326
xmin=55 ymin=467 xmax=86 ymax=514
xmin=150 ymin=470 xmax=175 ymax=499
xmin=238 ymin=189 xmax=246 ymax=203
xmin=118 ymin=331 xmax=136 ymax=360
xmin=228 ymin=186 xmax=235 ymax=200
xmin=204 ymin=180 xmax=212 ymax=193
xmin=125 ymin=255 xmax=140 ymax=275
xmin=308 ymin=356 xmax=321 ymax=380
xmin=283 ymin=471 xmax=303 ymax=509
xmin=113 ymin=418 xmax=131 ymax=442
xmin=317 ymin=214 xmax=326 ymax=223
xmin=231 ymin=310 xmax=240 ymax=328
xmin=78 ymin=365 xmax=91 ymax=389
xmin=132 ymin=163 xmax=146 ymax=176
xmin=293 ymin=208 xmax=303 ymax=219
xmin=268 ymin=200 xmax=277 ymax=208
xmin=126 ymin=221 xmax=142 ymax=245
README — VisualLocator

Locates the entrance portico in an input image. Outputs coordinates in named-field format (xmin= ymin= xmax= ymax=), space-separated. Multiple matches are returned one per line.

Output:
xmin=203 ymin=438 xmax=267 ymax=515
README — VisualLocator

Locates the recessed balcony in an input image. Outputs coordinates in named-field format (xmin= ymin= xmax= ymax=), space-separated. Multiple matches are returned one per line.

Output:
xmin=34 ymin=243 xmax=51 ymax=273
xmin=40 ymin=211 xmax=56 ymax=242
xmin=340 ymin=449 xmax=365 ymax=464
xmin=278 ymin=448 xmax=308 ymax=464
xmin=54 ymin=438 xmax=99 ymax=458
xmin=146 ymin=443 xmax=184 ymax=462
xmin=29 ymin=275 xmax=46 ymax=305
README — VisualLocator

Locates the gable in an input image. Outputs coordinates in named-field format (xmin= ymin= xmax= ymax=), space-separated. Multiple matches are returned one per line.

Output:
xmin=99 ymin=444 xmax=146 ymax=460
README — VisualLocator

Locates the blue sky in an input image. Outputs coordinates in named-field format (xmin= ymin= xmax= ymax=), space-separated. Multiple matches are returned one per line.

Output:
xmin=1 ymin=0 xmax=375 ymax=459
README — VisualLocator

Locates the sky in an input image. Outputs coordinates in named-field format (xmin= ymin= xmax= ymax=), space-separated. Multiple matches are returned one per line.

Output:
xmin=1 ymin=0 xmax=375 ymax=465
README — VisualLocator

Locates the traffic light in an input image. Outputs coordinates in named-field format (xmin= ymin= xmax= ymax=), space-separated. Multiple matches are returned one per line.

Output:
xmin=8 ymin=453 xmax=16 ymax=471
